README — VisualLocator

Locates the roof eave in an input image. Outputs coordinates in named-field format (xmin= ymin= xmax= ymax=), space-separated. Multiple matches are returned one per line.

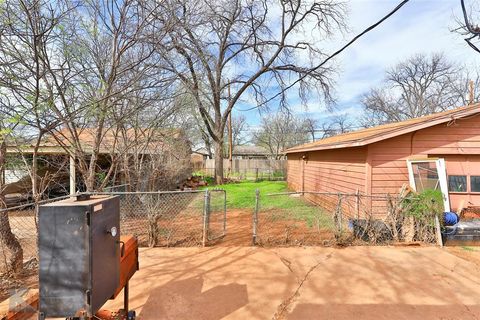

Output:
xmin=286 ymin=108 xmax=480 ymax=154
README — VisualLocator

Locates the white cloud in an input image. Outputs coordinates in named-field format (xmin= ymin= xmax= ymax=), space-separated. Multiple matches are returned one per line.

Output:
xmin=241 ymin=0 xmax=480 ymax=127
xmin=333 ymin=0 xmax=480 ymax=106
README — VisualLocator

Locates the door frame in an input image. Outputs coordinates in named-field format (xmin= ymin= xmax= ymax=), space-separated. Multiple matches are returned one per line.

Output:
xmin=406 ymin=158 xmax=450 ymax=212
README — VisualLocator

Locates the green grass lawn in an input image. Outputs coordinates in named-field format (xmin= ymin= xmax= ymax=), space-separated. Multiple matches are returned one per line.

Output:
xmin=203 ymin=181 xmax=334 ymax=229
xmin=204 ymin=180 xmax=289 ymax=208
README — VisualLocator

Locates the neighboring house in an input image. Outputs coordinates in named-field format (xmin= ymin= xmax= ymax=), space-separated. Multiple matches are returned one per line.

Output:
xmin=6 ymin=127 xmax=192 ymax=194
xmin=285 ymin=104 xmax=480 ymax=215
xmin=191 ymin=148 xmax=210 ymax=170
xmin=233 ymin=145 xmax=283 ymax=159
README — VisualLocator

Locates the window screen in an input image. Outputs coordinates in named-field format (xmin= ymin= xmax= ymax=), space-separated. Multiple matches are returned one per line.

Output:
xmin=448 ymin=175 xmax=467 ymax=192
xmin=411 ymin=162 xmax=440 ymax=192
xmin=471 ymin=176 xmax=480 ymax=192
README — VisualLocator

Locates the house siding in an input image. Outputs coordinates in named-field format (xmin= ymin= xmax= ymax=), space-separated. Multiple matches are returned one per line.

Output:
xmin=286 ymin=114 xmax=480 ymax=214
xmin=287 ymin=147 xmax=367 ymax=212
xmin=368 ymin=115 xmax=480 ymax=211
xmin=287 ymin=147 xmax=367 ymax=194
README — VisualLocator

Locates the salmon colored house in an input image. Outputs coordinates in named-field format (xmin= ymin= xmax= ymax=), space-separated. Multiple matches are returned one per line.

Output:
xmin=285 ymin=104 xmax=480 ymax=214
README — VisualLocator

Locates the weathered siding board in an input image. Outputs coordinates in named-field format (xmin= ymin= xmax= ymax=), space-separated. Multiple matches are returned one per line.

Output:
xmin=287 ymin=156 xmax=302 ymax=191
xmin=411 ymin=117 xmax=480 ymax=155
xmin=369 ymin=134 xmax=412 ymax=198
xmin=287 ymin=147 xmax=367 ymax=195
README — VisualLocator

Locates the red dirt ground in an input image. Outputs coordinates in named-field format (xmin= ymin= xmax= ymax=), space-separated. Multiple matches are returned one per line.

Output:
xmin=208 ymin=209 xmax=252 ymax=246
xmin=209 ymin=208 xmax=336 ymax=247
xmin=0 ymin=269 xmax=38 ymax=302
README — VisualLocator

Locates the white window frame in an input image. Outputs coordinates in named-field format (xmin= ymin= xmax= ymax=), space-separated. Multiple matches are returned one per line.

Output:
xmin=406 ymin=158 xmax=450 ymax=212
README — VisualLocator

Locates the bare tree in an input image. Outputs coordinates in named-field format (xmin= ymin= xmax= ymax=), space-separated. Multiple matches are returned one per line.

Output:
xmin=149 ymin=0 xmax=346 ymax=183
xmin=226 ymin=114 xmax=247 ymax=154
xmin=0 ymin=0 xmax=70 ymax=273
xmin=114 ymin=107 xmax=192 ymax=191
xmin=361 ymin=53 xmax=473 ymax=126
xmin=0 ymin=0 xmax=189 ymax=271
xmin=47 ymin=0 xmax=166 ymax=191
xmin=172 ymin=90 xmax=215 ymax=159
xmin=253 ymin=112 xmax=308 ymax=159
xmin=320 ymin=114 xmax=353 ymax=137
xmin=0 ymin=121 xmax=23 ymax=274
xmin=458 ymin=0 xmax=480 ymax=53
xmin=303 ymin=118 xmax=319 ymax=142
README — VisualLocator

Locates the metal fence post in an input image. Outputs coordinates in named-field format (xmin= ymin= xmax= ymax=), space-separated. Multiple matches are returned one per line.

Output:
xmin=338 ymin=194 xmax=343 ymax=233
xmin=223 ymin=190 xmax=227 ymax=236
xmin=355 ymin=189 xmax=360 ymax=220
xmin=203 ymin=189 xmax=210 ymax=247
xmin=253 ymin=189 xmax=259 ymax=245
xmin=334 ymin=193 xmax=343 ymax=235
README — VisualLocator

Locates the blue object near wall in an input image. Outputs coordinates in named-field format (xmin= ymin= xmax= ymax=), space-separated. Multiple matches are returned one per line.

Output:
xmin=443 ymin=212 xmax=459 ymax=226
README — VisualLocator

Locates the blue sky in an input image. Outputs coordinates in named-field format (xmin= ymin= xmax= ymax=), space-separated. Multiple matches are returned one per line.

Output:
xmin=236 ymin=0 xmax=480 ymax=129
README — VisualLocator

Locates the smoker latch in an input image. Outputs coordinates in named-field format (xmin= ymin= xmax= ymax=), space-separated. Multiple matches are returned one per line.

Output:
xmin=86 ymin=289 xmax=91 ymax=306
xmin=85 ymin=211 xmax=91 ymax=226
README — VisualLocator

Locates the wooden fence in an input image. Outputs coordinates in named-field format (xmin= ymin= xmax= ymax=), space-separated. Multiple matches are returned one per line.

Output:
xmin=200 ymin=159 xmax=287 ymax=180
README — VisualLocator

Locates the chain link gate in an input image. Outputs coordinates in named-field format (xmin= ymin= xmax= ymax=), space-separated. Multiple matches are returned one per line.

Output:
xmin=88 ymin=189 xmax=226 ymax=247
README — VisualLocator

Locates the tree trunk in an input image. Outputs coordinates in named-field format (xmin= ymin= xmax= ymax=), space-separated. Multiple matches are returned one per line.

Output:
xmin=0 ymin=206 xmax=23 ymax=274
xmin=214 ymin=140 xmax=224 ymax=185
xmin=0 ymin=142 xmax=23 ymax=273
xmin=85 ymin=153 xmax=97 ymax=192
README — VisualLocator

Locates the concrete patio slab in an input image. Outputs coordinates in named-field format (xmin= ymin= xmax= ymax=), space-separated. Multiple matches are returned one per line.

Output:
xmin=101 ymin=246 xmax=480 ymax=320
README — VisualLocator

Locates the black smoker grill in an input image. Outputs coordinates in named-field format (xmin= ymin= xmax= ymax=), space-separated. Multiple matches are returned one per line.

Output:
xmin=38 ymin=195 xmax=120 ymax=319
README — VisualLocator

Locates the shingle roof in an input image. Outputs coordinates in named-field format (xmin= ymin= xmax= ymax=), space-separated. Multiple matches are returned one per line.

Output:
xmin=43 ymin=127 xmax=183 ymax=152
xmin=233 ymin=145 xmax=269 ymax=155
xmin=7 ymin=128 xmax=187 ymax=155
xmin=286 ymin=104 xmax=480 ymax=153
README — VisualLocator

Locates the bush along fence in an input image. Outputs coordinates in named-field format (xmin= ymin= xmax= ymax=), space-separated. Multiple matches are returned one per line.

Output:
xmin=0 ymin=189 xmax=226 ymax=274
xmin=252 ymin=188 xmax=444 ymax=247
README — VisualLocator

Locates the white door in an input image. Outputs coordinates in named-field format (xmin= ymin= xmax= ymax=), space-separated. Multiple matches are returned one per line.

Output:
xmin=406 ymin=159 xmax=450 ymax=212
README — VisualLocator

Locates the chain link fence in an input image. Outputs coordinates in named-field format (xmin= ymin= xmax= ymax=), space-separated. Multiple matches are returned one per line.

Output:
xmin=0 ymin=195 xmax=73 ymax=274
xmin=86 ymin=190 xmax=226 ymax=247
xmin=0 ymin=187 xmax=442 ymax=274
xmin=253 ymin=190 xmax=440 ymax=247
xmin=0 ymin=190 xmax=226 ymax=274
xmin=207 ymin=189 xmax=227 ymax=243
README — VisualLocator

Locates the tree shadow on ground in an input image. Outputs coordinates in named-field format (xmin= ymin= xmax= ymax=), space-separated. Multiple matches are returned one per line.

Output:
xmin=138 ymin=276 xmax=248 ymax=320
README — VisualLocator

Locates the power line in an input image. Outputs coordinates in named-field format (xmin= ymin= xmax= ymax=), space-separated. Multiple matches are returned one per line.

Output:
xmin=461 ymin=0 xmax=480 ymax=53
xmin=238 ymin=0 xmax=411 ymax=112
xmin=240 ymin=127 xmax=364 ymax=133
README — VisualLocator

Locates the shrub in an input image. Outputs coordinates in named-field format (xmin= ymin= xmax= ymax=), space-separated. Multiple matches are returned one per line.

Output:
xmin=404 ymin=189 xmax=444 ymax=222
xmin=403 ymin=189 xmax=444 ymax=242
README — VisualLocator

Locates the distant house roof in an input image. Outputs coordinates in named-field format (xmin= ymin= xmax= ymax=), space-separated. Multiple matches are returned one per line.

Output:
xmin=233 ymin=145 xmax=269 ymax=156
xmin=8 ymin=127 xmax=189 ymax=155
xmin=192 ymin=147 xmax=210 ymax=156
xmin=286 ymin=104 xmax=480 ymax=153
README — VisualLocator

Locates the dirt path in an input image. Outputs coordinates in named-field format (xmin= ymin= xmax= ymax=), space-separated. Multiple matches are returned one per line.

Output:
xmin=210 ymin=208 xmax=335 ymax=247
xmin=210 ymin=209 xmax=253 ymax=246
